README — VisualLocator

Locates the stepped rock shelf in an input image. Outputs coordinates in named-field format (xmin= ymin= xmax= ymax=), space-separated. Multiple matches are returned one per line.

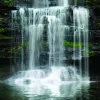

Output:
xmin=4 ymin=0 xmax=90 ymax=97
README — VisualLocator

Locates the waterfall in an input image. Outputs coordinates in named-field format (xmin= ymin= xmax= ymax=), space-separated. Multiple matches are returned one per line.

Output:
xmin=33 ymin=0 xmax=49 ymax=7
xmin=73 ymin=7 xmax=89 ymax=80
xmin=58 ymin=0 xmax=69 ymax=7
xmin=5 ymin=0 xmax=90 ymax=96
xmin=47 ymin=8 xmax=66 ymax=66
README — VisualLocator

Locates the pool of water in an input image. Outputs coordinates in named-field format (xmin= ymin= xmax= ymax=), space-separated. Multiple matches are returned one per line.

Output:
xmin=0 ymin=81 xmax=100 ymax=100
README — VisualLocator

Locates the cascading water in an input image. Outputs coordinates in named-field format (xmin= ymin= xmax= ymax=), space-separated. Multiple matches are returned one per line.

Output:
xmin=58 ymin=0 xmax=69 ymax=6
xmin=33 ymin=0 xmax=49 ymax=7
xmin=5 ymin=0 xmax=90 ymax=97
xmin=47 ymin=8 xmax=66 ymax=66
xmin=73 ymin=7 xmax=89 ymax=80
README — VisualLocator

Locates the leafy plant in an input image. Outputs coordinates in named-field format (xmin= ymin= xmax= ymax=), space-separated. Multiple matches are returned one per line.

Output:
xmin=0 ymin=34 xmax=12 ymax=39
xmin=0 ymin=28 xmax=5 ymax=33
xmin=85 ymin=0 xmax=100 ymax=8
xmin=0 ymin=18 xmax=3 ymax=24
xmin=85 ymin=50 xmax=97 ymax=56
xmin=2 ymin=0 xmax=13 ymax=7
xmin=64 ymin=40 xmax=99 ymax=56
xmin=64 ymin=40 xmax=83 ymax=48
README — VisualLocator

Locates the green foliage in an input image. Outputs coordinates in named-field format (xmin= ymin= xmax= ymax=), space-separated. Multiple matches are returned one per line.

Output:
xmin=85 ymin=50 xmax=97 ymax=56
xmin=0 ymin=34 xmax=12 ymax=39
xmin=9 ymin=42 xmax=29 ymax=53
xmin=64 ymin=40 xmax=99 ymax=56
xmin=0 ymin=28 xmax=5 ymax=33
xmin=64 ymin=40 xmax=93 ymax=48
xmin=0 ymin=18 xmax=3 ymax=24
xmin=3 ymin=0 xmax=13 ymax=7
xmin=64 ymin=40 xmax=82 ymax=48
xmin=0 ymin=42 xmax=29 ymax=58
xmin=0 ymin=18 xmax=6 ymax=33
xmin=88 ymin=43 xmax=92 ymax=48
xmin=85 ymin=0 xmax=100 ymax=8
xmin=97 ymin=22 xmax=100 ymax=26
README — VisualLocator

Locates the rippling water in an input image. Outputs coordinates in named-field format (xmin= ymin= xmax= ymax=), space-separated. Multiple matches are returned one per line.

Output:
xmin=0 ymin=82 xmax=100 ymax=100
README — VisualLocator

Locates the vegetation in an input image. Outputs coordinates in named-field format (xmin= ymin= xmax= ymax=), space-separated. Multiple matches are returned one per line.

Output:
xmin=0 ymin=40 xmax=98 ymax=58
xmin=85 ymin=50 xmax=97 ymax=56
xmin=0 ymin=18 xmax=5 ymax=33
xmin=0 ymin=28 xmax=5 ymax=33
xmin=0 ymin=34 xmax=12 ymax=39
xmin=2 ymin=0 xmax=13 ymax=7
xmin=64 ymin=40 xmax=99 ymax=56
xmin=0 ymin=0 xmax=100 ymax=58
xmin=85 ymin=0 xmax=100 ymax=8
xmin=0 ymin=18 xmax=3 ymax=24
xmin=64 ymin=40 xmax=87 ymax=48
